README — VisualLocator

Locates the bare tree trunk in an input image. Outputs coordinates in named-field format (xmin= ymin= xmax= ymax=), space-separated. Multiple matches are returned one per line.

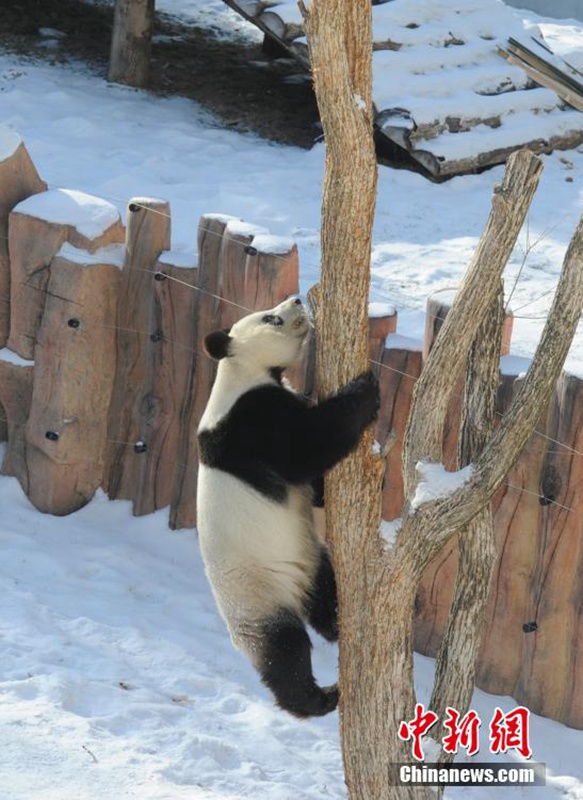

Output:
xmin=109 ymin=0 xmax=154 ymax=88
xmin=299 ymin=0 xmax=391 ymax=796
xmin=301 ymin=2 xmax=583 ymax=797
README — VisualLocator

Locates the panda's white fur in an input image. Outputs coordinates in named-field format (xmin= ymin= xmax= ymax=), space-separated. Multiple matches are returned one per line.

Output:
xmin=196 ymin=297 xmax=379 ymax=717
xmin=197 ymin=470 xmax=317 ymax=661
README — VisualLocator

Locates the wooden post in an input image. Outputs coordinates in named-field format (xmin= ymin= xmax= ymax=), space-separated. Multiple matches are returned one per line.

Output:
xmin=515 ymin=371 xmax=583 ymax=727
xmin=378 ymin=337 xmax=422 ymax=523
xmin=105 ymin=198 xmax=171 ymax=503
xmin=7 ymin=189 xmax=123 ymax=359
xmin=368 ymin=309 xmax=397 ymax=366
xmin=132 ymin=250 xmax=199 ymax=517
xmin=0 ymin=130 xmax=46 ymax=347
xmin=0 ymin=355 xmax=33 ymax=485
xmin=23 ymin=244 xmax=123 ymax=514
xmin=476 ymin=367 xmax=549 ymax=696
xmin=108 ymin=0 xmax=155 ymax=88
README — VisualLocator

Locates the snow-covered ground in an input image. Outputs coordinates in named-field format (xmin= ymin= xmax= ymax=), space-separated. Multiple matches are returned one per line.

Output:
xmin=1 ymin=1 xmax=583 ymax=797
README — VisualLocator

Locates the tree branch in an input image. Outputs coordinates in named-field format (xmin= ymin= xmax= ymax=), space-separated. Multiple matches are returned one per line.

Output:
xmin=406 ymin=214 xmax=583 ymax=567
xmin=402 ymin=150 xmax=543 ymax=498
xmin=429 ymin=287 xmax=504 ymax=768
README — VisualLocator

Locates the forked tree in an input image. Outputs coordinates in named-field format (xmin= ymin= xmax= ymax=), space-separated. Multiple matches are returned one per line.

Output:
xmin=300 ymin=0 xmax=583 ymax=798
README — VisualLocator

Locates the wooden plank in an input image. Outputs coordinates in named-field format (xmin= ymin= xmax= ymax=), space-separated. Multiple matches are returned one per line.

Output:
xmin=508 ymin=37 xmax=583 ymax=97
xmin=499 ymin=46 xmax=583 ymax=114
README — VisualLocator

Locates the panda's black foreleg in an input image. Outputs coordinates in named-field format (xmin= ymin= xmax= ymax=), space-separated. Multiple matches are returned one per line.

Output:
xmin=259 ymin=609 xmax=338 ymax=718
xmin=305 ymin=547 xmax=338 ymax=642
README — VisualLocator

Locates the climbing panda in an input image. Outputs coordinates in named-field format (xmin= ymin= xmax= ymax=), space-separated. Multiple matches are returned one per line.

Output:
xmin=196 ymin=296 xmax=379 ymax=717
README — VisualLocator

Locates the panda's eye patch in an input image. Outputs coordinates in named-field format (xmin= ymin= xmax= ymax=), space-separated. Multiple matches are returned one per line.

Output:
xmin=262 ymin=314 xmax=284 ymax=326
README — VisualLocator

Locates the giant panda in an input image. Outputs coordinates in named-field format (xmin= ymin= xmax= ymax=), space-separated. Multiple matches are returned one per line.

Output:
xmin=196 ymin=296 xmax=379 ymax=718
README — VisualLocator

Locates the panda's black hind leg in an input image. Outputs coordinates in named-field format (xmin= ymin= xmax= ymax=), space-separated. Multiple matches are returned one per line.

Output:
xmin=259 ymin=609 xmax=338 ymax=718
xmin=305 ymin=547 xmax=338 ymax=642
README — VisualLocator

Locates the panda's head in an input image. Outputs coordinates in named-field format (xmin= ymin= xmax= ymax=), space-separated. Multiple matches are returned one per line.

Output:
xmin=205 ymin=297 xmax=311 ymax=374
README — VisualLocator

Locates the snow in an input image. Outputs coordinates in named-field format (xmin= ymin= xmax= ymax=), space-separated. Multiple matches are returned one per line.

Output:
xmin=385 ymin=332 xmax=423 ymax=352
xmin=249 ymin=233 xmax=295 ymax=255
xmin=157 ymin=249 xmax=198 ymax=269
xmin=0 ymin=124 xmax=21 ymax=159
xmin=0 ymin=348 xmax=34 ymax=368
xmin=56 ymin=241 xmax=126 ymax=268
xmin=500 ymin=353 xmax=533 ymax=377
xmin=369 ymin=301 xmax=397 ymax=318
xmin=1 ymin=2 xmax=583 ymax=797
xmin=13 ymin=188 xmax=121 ymax=240
xmin=225 ymin=219 xmax=269 ymax=238
xmin=380 ymin=518 xmax=401 ymax=549
xmin=411 ymin=462 xmax=474 ymax=511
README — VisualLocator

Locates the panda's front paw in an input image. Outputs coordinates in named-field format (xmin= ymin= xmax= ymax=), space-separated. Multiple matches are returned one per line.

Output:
xmin=349 ymin=370 xmax=380 ymax=425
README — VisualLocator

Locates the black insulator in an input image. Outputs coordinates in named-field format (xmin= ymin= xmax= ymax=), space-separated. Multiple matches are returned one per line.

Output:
xmin=133 ymin=441 xmax=148 ymax=454
xmin=539 ymin=494 xmax=555 ymax=506
xmin=154 ymin=272 xmax=167 ymax=282
xmin=45 ymin=431 xmax=59 ymax=441
xmin=522 ymin=621 xmax=538 ymax=634
xmin=128 ymin=203 xmax=141 ymax=212
xmin=150 ymin=331 xmax=163 ymax=343
xmin=244 ymin=245 xmax=258 ymax=256
xmin=67 ymin=318 xmax=81 ymax=329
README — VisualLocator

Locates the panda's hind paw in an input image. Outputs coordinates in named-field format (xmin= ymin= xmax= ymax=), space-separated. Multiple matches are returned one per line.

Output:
xmin=321 ymin=683 xmax=339 ymax=713
xmin=284 ymin=683 xmax=339 ymax=719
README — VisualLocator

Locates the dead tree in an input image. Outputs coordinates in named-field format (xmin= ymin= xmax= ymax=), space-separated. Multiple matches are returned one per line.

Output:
xmin=301 ymin=0 xmax=583 ymax=798
xmin=109 ymin=0 xmax=155 ymax=88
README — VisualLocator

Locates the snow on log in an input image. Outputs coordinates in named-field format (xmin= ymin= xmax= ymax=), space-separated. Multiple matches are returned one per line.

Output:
xmin=7 ymin=189 xmax=123 ymax=360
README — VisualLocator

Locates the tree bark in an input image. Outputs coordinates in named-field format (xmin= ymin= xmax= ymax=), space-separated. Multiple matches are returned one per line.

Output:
xmin=300 ymin=0 xmax=392 ymax=797
xmin=429 ymin=286 xmax=505 ymax=767
xmin=108 ymin=0 xmax=154 ymax=88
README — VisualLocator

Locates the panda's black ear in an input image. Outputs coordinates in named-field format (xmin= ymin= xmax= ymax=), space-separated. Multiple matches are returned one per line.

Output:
xmin=204 ymin=329 xmax=232 ymax=360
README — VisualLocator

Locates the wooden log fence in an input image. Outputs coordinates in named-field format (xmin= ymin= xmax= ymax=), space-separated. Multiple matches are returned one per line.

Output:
xmin=1 ymin=131 xmax=582 ymax=729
